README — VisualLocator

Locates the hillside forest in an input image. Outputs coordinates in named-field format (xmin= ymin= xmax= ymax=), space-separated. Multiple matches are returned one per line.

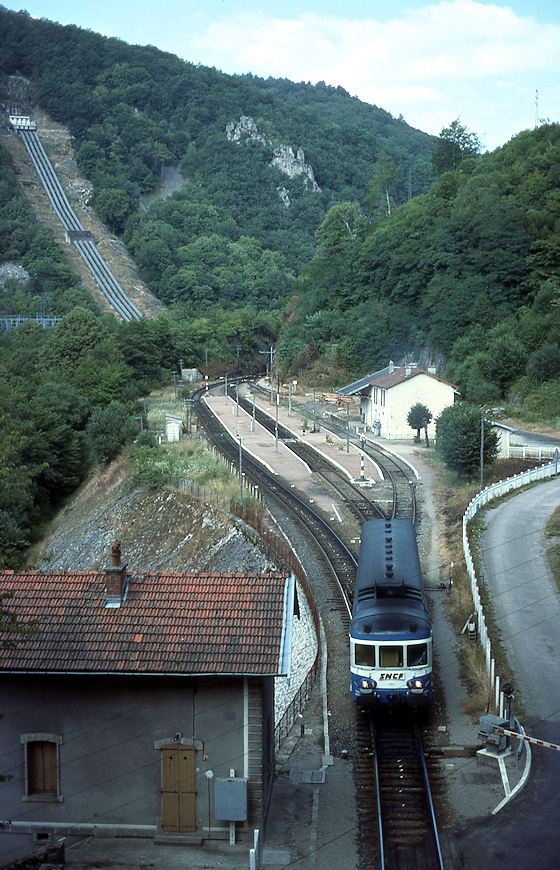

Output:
xmin=1 ymin=7 xmax=559 ymax=567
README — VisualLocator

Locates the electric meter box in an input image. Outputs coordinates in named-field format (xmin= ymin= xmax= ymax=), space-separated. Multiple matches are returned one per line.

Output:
xmin=214 ymin=777 xmax=248 ymax=821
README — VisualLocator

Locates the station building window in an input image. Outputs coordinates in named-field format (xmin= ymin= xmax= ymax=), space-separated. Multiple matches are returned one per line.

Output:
xmin=21 ymin=733 xmax=63 ymax=802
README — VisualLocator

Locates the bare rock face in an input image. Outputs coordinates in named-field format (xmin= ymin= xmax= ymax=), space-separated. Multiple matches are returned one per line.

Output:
xmin=270 ymin=144 xmax=321 ymax=192
xmin=34 ymin=455 xmax=278 ymax=575
xmin=225 ymin=115 xmax=321 ymax=204
xmin=0 ymin=263 xmax=30 ymax=287
xmin=225 ymin=115 xmax=269 ymax=146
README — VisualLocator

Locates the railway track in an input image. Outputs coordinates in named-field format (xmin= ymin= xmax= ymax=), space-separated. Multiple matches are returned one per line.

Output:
xmin=234 ymin=383 xmax=415 ymax=525
xmin=194 ymin=381 xmax=445 ymax=867
xmin=194 ymin=386 xmax=356 ymax=615
xmin=19 ymin=129 xmax=142 ymax=322
xmin=323 ymin=410 xmax=417 ymax=523
xmin=356 ymin=712 xmax=445 ymax=870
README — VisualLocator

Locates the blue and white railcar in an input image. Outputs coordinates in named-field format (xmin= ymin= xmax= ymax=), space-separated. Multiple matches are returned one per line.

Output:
xmin=350 ymin=519 xmax=432 ymax=707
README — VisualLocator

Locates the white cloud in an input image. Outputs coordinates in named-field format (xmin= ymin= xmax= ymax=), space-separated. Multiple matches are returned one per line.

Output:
xmin=184 ymin=1 xmax=560 ymax=149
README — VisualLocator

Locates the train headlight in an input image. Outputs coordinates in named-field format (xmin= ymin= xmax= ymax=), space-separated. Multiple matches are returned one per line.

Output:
xmin=360 ymin=679 xmax=377 ymax=690
xmin=407 ymin=679 xmax=424 ymax=691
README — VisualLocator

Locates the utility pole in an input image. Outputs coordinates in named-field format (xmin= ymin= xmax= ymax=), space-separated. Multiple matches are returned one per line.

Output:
xmin=480 ymin=411 xmax=485 ymax=491
xmin=312 ymin=389 xmax=316 ymax=433
xmin=275 ymin=393 xmax=279 ymax=453
xmin=258 ymin=346 xmax=274 ymax=402
xmin=238 ymin=436 xmax=243 ymax=507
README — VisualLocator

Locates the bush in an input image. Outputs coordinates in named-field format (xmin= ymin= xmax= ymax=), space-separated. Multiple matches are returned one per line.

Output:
xmin=436 ymin=403 xmax=499 ymax=478
xmin=86 ymin=401 xmax=138 ymax=462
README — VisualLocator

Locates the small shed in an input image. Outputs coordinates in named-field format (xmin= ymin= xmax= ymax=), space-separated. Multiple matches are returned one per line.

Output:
xmin=491 ymin=421 xmax=517 ymax=457
xmin=165 ymin=413 xmax=183 ymax=442
xmin=182 ymin=368 xmax=202 ymax=382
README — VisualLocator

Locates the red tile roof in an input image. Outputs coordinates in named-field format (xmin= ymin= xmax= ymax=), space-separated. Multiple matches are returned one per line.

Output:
xmin=0 ymin=570 xmax=289 ymax=676
xmin=369 ymin=368 xmax=455 ymax=390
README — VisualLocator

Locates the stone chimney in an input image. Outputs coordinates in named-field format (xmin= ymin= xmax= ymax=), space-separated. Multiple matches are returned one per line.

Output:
xmin=388 ymin=360 xmax=394 ymax=373
xmin=428 ymin=362 xmax=437 ymax=375
xmin=105 ymin=541 xmax=127 ymax=608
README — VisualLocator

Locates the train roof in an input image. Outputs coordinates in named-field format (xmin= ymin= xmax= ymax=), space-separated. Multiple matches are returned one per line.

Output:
xmin=350 ymin=597 xmax=431 ymax=640
xmin=353 ymin=519 xmax=424 ymax=613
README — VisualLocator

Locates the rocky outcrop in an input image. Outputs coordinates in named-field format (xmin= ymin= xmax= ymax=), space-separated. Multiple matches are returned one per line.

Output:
xmin=0 ymin=263 xmax=30 ymax=287
xmin=225 ymin=114 xmax=269 ymax=146
xmin=225 ymin=115 xmax=321 ymax=204
xmin=270 ymin=144 xmax=321 ymax=192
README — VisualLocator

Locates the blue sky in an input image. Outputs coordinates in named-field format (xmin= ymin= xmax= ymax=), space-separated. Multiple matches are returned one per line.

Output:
xmin=4 ymin=1 xmax=560 ymax=150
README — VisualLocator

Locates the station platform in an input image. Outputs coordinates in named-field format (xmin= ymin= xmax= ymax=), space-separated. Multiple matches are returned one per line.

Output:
xmin=202 ymin=387 xmax=383 ymax=517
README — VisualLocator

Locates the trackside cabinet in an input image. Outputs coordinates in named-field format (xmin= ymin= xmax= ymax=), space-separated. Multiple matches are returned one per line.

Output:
xmin=214 ymin=776 xmax=248 ymax=822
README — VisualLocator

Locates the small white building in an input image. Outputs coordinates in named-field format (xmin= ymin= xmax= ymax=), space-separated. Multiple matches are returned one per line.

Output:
xmin=164 ymin=413 xmax=183 ymax=442
xmin=181 ymin=368 xmax=202 ymax=382
xmin=337 ymin=362 xmax=459 ymax=440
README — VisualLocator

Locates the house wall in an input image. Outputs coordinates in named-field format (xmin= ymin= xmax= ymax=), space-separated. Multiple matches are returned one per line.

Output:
xmin=366 ymin=374 xmax=456 ymax=439
xmin=0 ymin=673 xmax=270 ymax=857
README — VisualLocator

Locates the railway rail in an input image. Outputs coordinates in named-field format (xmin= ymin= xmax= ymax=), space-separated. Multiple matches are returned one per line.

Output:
xmin=19 ymin=129 xmax=142 ymax=322
xmin=234 ymin=381 xmax=417 ymax=524
xmin=233 ymin=385 xmax=384 ymax=524
xmin=194 ymin=384 xmax=356 ymax=616
xmin=356 ymin=713 xmax=445 ymax=870
xmin=194 ymin=380 xmax=444 ymax=868
xmin=324 ymin=410 xmax=417 ymax=523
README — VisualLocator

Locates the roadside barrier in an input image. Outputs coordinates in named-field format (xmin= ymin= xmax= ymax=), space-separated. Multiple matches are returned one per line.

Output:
xmin=463 ymin=459 xmax=558 ymax=716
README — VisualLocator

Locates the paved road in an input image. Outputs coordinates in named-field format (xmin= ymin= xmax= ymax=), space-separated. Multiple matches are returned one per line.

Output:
xmin=481 ymin=477 xmax=560 ymax=722
xmin=456 ymin=476 xmax=560 ymax=870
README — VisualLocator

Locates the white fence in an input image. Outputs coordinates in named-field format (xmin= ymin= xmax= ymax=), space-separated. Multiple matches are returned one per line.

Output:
xmin=508 ymin=444 xmax=560 ymax=462
xmin=462 ymin=459 xmax=559 ymax=716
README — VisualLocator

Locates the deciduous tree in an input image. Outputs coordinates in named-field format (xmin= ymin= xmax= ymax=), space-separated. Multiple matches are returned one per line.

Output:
xmin=432 ymin=119 xmax=481 ymax=175
xmin=436 ymin=403 xmax=498 ymax=478
xmin=407 ymin=402 xmax=432 ymax=445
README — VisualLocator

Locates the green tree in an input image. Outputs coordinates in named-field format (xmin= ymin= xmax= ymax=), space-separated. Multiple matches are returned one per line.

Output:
xmin=526 ymin=342 xmax=560 ymax=384
xmin=86 ymin=401 xmax=138 ymax=463
xmin=95 ymin=187 xmax=135 ymax=234
xmin=436 ymin=403 xmax=498 ymax=478
xmin=485 ymin=331 xmax=527 ymax=396
xmin=364 ymin=154 xmax=399 ymax=217
xmin=407 ymin=402 xmax=432 ymax=445
xmin=432 ymin=119 xmax=481 ymax=175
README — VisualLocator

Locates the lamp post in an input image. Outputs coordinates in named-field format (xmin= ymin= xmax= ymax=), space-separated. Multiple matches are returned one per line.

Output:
xmin=238 ymin=436 xmax=243 ymax=506
xmin=312 ymin=389 xmax=316 ymax=433
xmin=258 ymin=346 xmax=274 ymax=402
xmin=480 ymin=410 xmax=485 ymax=492
xmin=275 ymin=393 xmax=279 ymax=453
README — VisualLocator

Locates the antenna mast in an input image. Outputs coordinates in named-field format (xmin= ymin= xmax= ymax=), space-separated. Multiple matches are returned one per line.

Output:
xmin=535 ymin=89 xmax=539 ymax=128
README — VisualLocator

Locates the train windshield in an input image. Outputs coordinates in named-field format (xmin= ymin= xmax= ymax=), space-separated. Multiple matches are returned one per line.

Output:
xmin=355 ymin=644 xmax=375 ymax=666
xmin=407 ymin=642 xmax=428 ymax=666
xmin=379 ymin=645 xmax=403 ymax=668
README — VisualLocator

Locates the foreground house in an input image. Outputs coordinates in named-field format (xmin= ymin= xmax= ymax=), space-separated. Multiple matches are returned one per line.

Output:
xmin=0 ymin=544 xmax=294 ymax=859
xmin=338 ymin=361 xmax=458 ymax=440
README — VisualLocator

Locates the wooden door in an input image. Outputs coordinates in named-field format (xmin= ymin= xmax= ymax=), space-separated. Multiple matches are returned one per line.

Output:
xmin=161 ymin=745 xmax=196 ymax=832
